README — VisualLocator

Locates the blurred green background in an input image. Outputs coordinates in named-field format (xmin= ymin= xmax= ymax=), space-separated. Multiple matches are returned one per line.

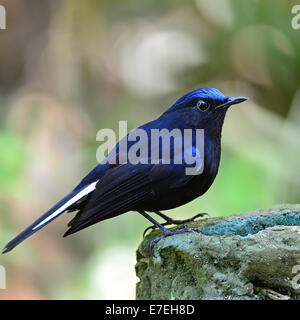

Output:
xmin=1 ymin=0 xmax=300 ymax=299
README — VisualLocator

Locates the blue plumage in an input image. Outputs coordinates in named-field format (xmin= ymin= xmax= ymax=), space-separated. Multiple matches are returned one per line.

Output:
xmin=3 ymin=88 xmax=247 ymax=253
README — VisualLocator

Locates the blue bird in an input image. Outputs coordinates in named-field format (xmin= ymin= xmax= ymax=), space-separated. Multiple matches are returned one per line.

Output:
xmin=2 ymin=88 xmax=247 ymax=254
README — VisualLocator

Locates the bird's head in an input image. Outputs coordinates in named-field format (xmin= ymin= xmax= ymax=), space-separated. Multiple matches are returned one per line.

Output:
xmin=165 ymin=88 xmax=248 ymax=129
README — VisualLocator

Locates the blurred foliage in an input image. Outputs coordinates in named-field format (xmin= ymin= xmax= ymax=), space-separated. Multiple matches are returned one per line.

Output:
xmin=0 ymin=131 xmax=26 ymax=190
xmin=0 ymin=0 xmax=300 ymax=299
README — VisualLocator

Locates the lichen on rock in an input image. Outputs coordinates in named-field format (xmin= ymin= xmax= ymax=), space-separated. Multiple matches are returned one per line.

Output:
xmin=135 ymin=205 xmax=300 ymax=300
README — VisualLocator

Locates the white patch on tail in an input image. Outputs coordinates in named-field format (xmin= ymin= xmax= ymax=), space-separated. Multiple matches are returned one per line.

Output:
xmin=32 ymin=181 xmax=98 ymax=230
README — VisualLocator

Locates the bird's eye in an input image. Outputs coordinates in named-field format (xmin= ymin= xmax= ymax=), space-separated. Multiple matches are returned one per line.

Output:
xmin=196 ymin=100 xmax=209 ymax=111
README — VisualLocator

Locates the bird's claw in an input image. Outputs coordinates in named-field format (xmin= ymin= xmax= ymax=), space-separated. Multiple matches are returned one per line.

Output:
xmin=143 ymin=225 xmax=157 ymax=238
xmin=187 ymin=212 xmax=210 ymax=221
xmin=198 ymin=212 xmax=210 ymax=217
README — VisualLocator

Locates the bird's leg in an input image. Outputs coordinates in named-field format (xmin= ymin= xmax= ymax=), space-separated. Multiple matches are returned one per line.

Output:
xmin=139 ymin=210 xmax=172 ymax=236
xmin=138 ymin=210 xmax=201 ymax=255
xmin=143 ymin=211 xmax=209 ymax=237
xmin=154 ymin=211 xmax=209 ymax=225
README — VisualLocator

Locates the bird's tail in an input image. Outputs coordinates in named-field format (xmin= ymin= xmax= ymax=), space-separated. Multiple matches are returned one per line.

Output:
xmin=2 ymin=181 xmax=98 ymax=254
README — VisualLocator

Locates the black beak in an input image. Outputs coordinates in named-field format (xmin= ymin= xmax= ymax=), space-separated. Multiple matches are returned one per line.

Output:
xmin=217 ymin=96 xmax=248 ymax=109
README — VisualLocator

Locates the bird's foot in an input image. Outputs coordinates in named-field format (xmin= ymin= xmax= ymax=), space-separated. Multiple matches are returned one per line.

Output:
xmin=165 ymin=212 xmax=210 ymax=225
xmin=143 ymin=222 xmax=167 ymax=238
xmin=150 ymin=227 xmax=201 ymax=256
xmin=143 ymin=212 xmax=209 ymax=238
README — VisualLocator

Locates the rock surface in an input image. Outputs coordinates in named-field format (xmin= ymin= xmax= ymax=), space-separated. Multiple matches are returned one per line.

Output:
xmin=135 ymin=205 xmax=300 ymax=300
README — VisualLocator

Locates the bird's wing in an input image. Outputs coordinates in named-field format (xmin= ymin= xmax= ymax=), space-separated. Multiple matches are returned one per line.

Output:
xmin=148 ymin=162 xmax=195 ymax=188
xmin=64 ymin=163 xmax=155 ymax=236
xmin=64 ymin=158 xmax=199 ymax=236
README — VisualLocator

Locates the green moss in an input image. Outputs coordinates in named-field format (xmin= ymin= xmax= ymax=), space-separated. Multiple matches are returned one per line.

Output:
xmin=202 ymin=211 xmax=300 ymax=237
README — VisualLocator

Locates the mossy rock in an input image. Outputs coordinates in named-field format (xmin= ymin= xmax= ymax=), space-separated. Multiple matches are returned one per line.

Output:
xmin=135 ymin=205 xmax=300 ymax=300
